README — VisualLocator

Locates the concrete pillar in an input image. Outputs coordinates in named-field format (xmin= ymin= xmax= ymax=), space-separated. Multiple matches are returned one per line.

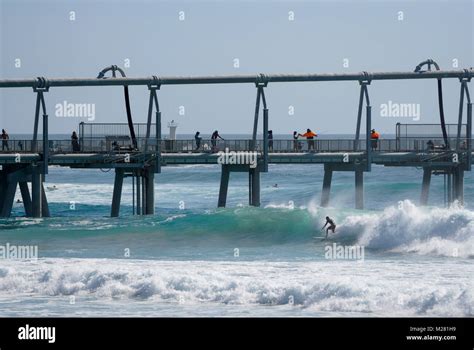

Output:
xmin=145 ymin=169 xmax=155 ymax=215
xmin=250 ymin=168 xmax=260 ymax=207
xmin=111 ymin=168 xmax=124 ymax=217
xmin=447 ymin=172 xmax=453 ymax=205
xmin=31 ymin=166 xmax=42 ymax=218
xmin=141 ymin=172 xmax=146 ymax=215
xmin=320 ymin=166 xmax=333 ymax=207
xmin=453 ymin=168 xmax=464 ymax=204
xmin=41 ymin=183 xmax=50 ymax=217
xmin=19 ymin=181 xmax=32 ymax=216
xmin=0 ymin=180 xmax=17 ymax=217
xmin=0 ymin=181 xmax=4 ymax=216
xmin=136 ymin=173 xmax=141 ymax=215
xmin=218 ymin=165 xmax=230 ymax=208
xmin=355 ymin=170 xmax=364 ymax=210
xmin=420 ymin=168 xmax=431 ymax=206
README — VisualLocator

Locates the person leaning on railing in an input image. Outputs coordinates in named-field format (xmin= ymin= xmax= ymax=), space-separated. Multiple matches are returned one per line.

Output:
xmin=1 ymin=129 xmax=9 ymax=151
xmin=293 ymin=131 xmax=299 ymax=151
xmin=299 ymin=129 xmax=318 ymax=151
xmin=195 ymin=131 xmax=202 ymax=151
xmin=370 ymin=129 xmax=380 ymax=151
xmin=71 ymin=131 xmax=80 ymax=152
xmin=426 ymin=140 xmax=435 ymax=151
xmin=211 ymin=130 xmax=224 ymax=153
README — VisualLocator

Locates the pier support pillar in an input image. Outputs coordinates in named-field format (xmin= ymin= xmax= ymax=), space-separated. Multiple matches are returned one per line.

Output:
xmin=0 ymin=183 xmax=4 ymax=216
xmin=446 ymin=172 xmax=453 ymax=206
xmin=355 ymin=170 xmax=364 ymax=210
xmin=145 ymin=168 xmax=155 ymax=215
xmin=453 ymin=168 xmax=464 ymax=205
xmin=111 ymin=168 xmax=124 ymax=217
xmin=0 ymin=179 xmax=17 ymax=218
xmin=218 ymin=165 xmax=230 ymax=208
xmin=31 ymin=166 xmax=42 ymax=218
xmin=136 ymin=173 xmax=141 ymax=215
xmin=249 ymin=168 xmax=260 ymax=207
xmin=320 ymin=165 xmax=333 ymax=207
xmin=19 ymin=181 xmax=32 ymax=217
xmin=41 ymin=183 xmax=50 ymax=217
xmin=420 ymin=168 xmax=432 ymax=206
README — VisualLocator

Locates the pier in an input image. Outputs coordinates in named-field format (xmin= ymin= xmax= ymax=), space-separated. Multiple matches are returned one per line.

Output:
xmin=0 ymin=61 xmax=472 ymax=217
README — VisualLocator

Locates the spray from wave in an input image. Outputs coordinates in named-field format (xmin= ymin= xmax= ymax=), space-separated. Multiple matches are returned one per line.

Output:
xmin=339 ymin=200 xmax=474 ymax=258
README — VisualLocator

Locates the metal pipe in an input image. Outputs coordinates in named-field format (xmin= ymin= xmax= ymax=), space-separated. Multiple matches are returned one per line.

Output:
xmin=1 ymin=70 xmax=472 ymax=88
xmin=156 ymin=111 xmax=161 ymax=174
xmin=42 ymin=113 xmax=48 ymax=175
xmin=32 ymin=93 xmax=41 ymax=150
xmin=144 ymin=90 xmax=154 ymax=153
xmin=467 ymin=103 xmax=472 ymax=171
xmin=366 ymin=105 xmax=372 ymax=172
xmin=354 ymin=85 xmax=365 ymax=151
xmin=263 ymin=108 xmax=269 ymax=172
xmin=252 ymin=88 xmax=261 ymax=150
xmin=456 ymin=82 xmax=465 ymax=151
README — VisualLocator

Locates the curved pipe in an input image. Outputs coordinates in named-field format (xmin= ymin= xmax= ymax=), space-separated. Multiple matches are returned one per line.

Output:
xmin=97 ymin=65 xmax=138 ymax=150
xmin=414 ymin=59 xmax=448 ymax=148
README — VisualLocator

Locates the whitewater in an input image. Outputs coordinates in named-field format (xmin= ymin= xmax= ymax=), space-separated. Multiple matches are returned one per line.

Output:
xmin=0 ymin=164 xmax=472 ymax=316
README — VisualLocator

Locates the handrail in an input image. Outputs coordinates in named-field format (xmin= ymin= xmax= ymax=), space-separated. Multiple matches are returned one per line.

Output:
xmin=1 ymin=137 xmax=471 ymax=154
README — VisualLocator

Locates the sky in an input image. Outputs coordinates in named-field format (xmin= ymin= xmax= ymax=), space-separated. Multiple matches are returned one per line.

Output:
xmin=0 ymin=0 xmax=473 ymax=136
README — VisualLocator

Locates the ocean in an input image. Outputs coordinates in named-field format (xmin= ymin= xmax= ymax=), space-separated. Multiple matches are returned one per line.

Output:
xmin=0 ymin=154 xmax=473 ymax=316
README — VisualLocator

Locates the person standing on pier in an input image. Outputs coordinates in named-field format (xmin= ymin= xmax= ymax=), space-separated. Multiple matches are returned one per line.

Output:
xmin=299 ymin=129 xmax=317 ymax=151
xmin=293 ymin=131 xmax=300 ymax=151
xmin=371 ymin=129 xmax=380 ymax=150
xmin=195 ymin=131 xmax=202 ymax=151
xmin=211 ymin=130 xmax=224 ymax=153
xmin=268 ymin=130 xmax=273 ymax=152
xmin=71 ymin=131 xmax=80 ymax=152
xmin=1 ymin=129 xmax=10 ymax=151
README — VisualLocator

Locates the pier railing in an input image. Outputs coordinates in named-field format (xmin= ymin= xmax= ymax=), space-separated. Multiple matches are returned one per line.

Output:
xmin=1 ymin=137 xmax=471 ymax=154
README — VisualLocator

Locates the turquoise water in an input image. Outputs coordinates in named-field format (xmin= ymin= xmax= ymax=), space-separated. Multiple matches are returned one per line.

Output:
xmin=0 ymin=164 xmax=473 ymax=316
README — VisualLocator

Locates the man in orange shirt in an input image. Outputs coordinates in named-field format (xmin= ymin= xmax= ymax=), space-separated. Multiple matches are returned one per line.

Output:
xmin=371 ymin=129 xmax=380 ymax=150
xmin=299 ymin=129 xmax=318 ymax=151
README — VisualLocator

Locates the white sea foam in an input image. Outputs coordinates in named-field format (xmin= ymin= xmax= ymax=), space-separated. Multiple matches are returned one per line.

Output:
xmin=328 ymin=200 xmax=474 ymax=258
xmin=0 ymin=258 xmax=471 ymax=316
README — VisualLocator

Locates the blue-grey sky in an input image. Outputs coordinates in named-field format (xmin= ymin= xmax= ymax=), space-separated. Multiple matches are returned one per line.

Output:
xmin=0 ymin=0 xmax=473 ymax=135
